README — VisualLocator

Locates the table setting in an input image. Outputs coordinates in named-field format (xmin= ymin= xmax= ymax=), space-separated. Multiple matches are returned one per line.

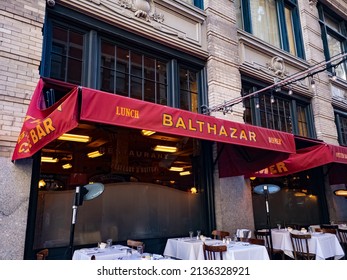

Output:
xmin=163 ymin=232 xmax=269 ymax=260
xmin=270 ymin=227 xmax=345 ymax=260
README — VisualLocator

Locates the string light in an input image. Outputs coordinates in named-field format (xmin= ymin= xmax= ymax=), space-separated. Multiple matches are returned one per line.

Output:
xmin=288 ymin=86 xmax=293 ymax=95
xmin=270 ymin=93 xmax=275 ymax=103
xmin=201 ymin=52 xmax=347 ymax=115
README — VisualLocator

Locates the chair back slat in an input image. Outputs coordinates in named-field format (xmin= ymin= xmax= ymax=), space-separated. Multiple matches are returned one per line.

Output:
xmin=203 ymin=243 xmax=227 ymax=260
xmin=211 ymin=230 xmax=230 ymax=240
xmin=289 ymin=233 xmax=315 ymax=260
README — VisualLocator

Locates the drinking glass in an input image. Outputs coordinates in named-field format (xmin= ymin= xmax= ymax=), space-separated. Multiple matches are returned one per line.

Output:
xmin=196 ymin=230 xmax=201 ymax=239
xmin=106 ymin=238 xmax=112 ymax=248
xmin=277 ymin=224 xmax=281 ymax=230
xmin=137 ymin=245 xmax=143 ymax=255
xmin=189 ymin=231 xmax=193 ymax=239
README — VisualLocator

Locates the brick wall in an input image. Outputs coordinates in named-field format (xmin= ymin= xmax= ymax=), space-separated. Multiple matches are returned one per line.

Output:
xmin=0 ymin=0 xmax=45 ymax=158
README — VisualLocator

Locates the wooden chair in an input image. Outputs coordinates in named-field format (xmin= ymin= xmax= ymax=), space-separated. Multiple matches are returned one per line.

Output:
xmin=254 ymin=230 xmax=284 ymax=260
xmin=211 ymin=230 xmax=230 ymax=240
xmin=337 ymin=228 xmax=347 ymax=259
xmin=321 ymin=224 xmax=338 ymax=230
xmin=247 ymin=238 xmax=265 ymax=246
xmin=202 ymin=243 xmax=227 ymax=260
xmin=36 ymin=249 xmax=49 ymax=260
xmin=289 ymin=233 xmax=315 ymax=260
xmin=127 ymin=239 xmax=144 ymax=250
xmin=321 ymin=228 xmax=337 ymax=235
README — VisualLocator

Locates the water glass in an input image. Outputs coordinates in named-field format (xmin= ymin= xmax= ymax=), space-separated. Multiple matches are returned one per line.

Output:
xmin=126 ymin=248 xmax=132 ymax=256
xmin=277 ymin=224 xmax=281 ymax=230
xmin=189 ymin=231 xmax=193 ymax=239
xmin=137 ymin=245 xmax=143 ymax=255
xmin=196 ymin=230 xmax=201 ymax=239
xmin=106 ymin=238 xmax=112 ymax=248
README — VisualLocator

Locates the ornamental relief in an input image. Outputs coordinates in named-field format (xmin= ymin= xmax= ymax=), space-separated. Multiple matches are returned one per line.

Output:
xmin=90 ymin=0 xmax=164 ymax=23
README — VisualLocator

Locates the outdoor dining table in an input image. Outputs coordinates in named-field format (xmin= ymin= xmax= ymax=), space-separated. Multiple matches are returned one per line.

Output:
xmin=271 ymin=229 xmax=345 ymax=260
xmin=163 ymin=237 xmax=270 ymax=260
xmin=73 ymin=244 xmax=167 ymax=260
xmin=72 ymin=244 xmax=132 ymax=260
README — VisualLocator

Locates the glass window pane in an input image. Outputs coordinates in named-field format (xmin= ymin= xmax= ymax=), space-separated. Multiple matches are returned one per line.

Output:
xmin=179 ymin=68 xmax=198 ymax=112
xmin=50 ymin=26 xmax=84 ymax=84
xmin=100 ymin=41 xmax=115 ymax=93
xmin=116 ymin=47 xmax=130 ymax=96
xmin=327 ymin=34 xmax=347 ymax=79
xmin=250 ymin=0 xmax=280 ymax=48
xmin=297 ymin=105 xmax=309 ymax=137
xmin=259 ymin=94 xmax=293 ymax=133
xmin=324 ymin=12 xmax=341 ymax=32
xmin=285 ymin=6 xmax=296 ymax=56
xmin=340 ymin=116 xmax=347 ymax=145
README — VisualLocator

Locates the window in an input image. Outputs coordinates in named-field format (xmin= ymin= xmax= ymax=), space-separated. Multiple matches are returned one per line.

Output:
xmin=242 ymin=81 xmax=313 ymax=137
xmin=235 ymin=0 xmax=304 ymax=58
xmin=50 ymin=26 xmax=85 ymax=84
xmin=335 ymin=111 xmax=347 ymax=146
xmin=318 ymin=4 xmax=347 ymax=80
xmin=100 ymin=41 xmax=168 ymax=104
xmin=44 ymin=21 xmax=205 ymax=111
xmin=179 ymin=67 xmax=198 ymax=112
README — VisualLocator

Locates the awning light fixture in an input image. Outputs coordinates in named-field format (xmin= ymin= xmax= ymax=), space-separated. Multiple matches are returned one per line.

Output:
xmin=334 ymin=189 xmax=347 ymax=197
xmin=58 ymin=133 xmax=91 ymax=143
xmin=153 ymin=145 xmax=177 ymax=153
xmin=62 ymin=163 xmax=72 ymax=169
xmin=41 ymin=156 xmax=59 ymax=163
xmin=141 ymin=130 xmax=156 ymax=136
xmin=87 ymin=150 xmax=105 ymax=158
xmin=169 ymin=167 xmax=184 ymax=172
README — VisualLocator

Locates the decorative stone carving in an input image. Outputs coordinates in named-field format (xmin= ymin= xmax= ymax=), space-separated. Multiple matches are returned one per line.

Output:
xmin=309 ymin=0 xmax=318 ymax=8
xmin=267 ymin=56 xmax=287 ymax=78
xmin=118 ymin=0 xmax=164 ymax=22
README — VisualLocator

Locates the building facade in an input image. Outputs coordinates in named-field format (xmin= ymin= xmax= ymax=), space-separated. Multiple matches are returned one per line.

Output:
xmin=1 ymin=0 xmax=347 ymax=259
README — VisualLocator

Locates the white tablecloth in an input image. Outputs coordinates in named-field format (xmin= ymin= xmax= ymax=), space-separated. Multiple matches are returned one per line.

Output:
xmin=72 ymin=244 xmax=132 ymax=260
xmin=271 ymin=229 xmax=345 ymax=260
xmin=163 ymin=238 xmax=269 ymax=260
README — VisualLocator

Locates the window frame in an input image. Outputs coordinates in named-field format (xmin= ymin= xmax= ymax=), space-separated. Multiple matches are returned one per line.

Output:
xmin=242 ymin=78 xmax=315 ymax=137
xmin=239 ymin=0 xmax=305 ymax=59
xmin=41 ymin=6 xmax=207 ymax=112
xmin=318 ymin=3 xmax=347 ymax=79
xmin=335 ymin=109 xmax=347 ymax=146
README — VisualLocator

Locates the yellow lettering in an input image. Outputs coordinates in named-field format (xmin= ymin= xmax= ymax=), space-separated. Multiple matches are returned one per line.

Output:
xmin=249 ymin=131 xmax=256 ymax=142
xmin=162 ymin=114 xmax=173 ymax=127
xmin=36 ymin=124 xmax=47 ymax=140
xmin=239 ymin=130 xmax=248 ymax=140
xmin=230 ymin=128 xmax=237 ymax=138
xmin=276 ymin=162 xmax=288 ymax=173
xmin=269 ymin=165 xmax=277 ymax=174
xmin=196 ymin=121 xmax=205 ymax=132
xmin=30 ymin=130 xmax=38 ymax=144
xmin=207 ymin=123 xmax=217 ymax=134
xmin=188 ymin=119 xmax=197 ymax=131
xmin=43 ymin=118 xmax=55 ymax=134
xmin=175 ymin=117 xmax=187 ymax=129
xmin=219 ymin=126 xmax=228 ymax=137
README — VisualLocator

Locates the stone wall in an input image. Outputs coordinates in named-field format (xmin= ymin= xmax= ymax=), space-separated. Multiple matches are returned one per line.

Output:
xmin=0 ymin=0 xmax=44 ymax=259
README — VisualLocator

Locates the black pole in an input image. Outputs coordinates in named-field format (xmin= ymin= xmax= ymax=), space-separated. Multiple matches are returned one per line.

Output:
xmin=264 ymin=186 xmax=274 ymax=258
xmin=68 ymin=187 xmax=81 ymax=259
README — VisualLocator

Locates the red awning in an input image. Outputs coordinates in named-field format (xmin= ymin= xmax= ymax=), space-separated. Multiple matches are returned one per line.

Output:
xmin=245 ymin=142 xmax=347 ymax=184
xmin=12 ymin=79 xmax=296 ymax=176
xmin=80 ymin=87 xmax=296 ymax=154
xmin=12 ymin=78 xmax=79 ymax=161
